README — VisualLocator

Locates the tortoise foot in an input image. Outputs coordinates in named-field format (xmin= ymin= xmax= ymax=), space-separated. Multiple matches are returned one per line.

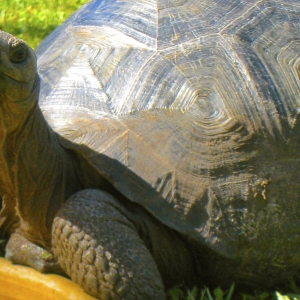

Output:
xmin=5 ymin=233 xmax=64 ymax=274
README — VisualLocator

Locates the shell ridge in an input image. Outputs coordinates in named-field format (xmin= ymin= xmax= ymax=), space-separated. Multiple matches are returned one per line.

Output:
xmin=219 ymin=1 xmax=261 ymax=35
xmin=115 ymin=51 xmax=156 ymax=115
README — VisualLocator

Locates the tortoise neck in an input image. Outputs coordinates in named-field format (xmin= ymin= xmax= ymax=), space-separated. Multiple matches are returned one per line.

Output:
xmin=0 ymin=92 xmax=68 ymax=248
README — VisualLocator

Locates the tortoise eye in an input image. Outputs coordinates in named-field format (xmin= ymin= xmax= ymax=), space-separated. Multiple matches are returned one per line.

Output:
xmin=10 ymin=44 xmax=28 ymax=63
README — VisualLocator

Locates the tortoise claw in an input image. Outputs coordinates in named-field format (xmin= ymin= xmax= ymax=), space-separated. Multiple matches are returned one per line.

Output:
xmin=5 ymin=232 xmax=64 ymax=274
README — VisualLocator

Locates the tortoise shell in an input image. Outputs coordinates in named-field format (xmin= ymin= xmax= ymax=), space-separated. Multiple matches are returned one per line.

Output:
xmin=36 ymin=0 xmax=300 ymax=261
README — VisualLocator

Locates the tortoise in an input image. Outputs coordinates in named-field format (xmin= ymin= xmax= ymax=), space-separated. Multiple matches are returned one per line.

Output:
xmin=1 ymin=0 xmax=300 ymax=298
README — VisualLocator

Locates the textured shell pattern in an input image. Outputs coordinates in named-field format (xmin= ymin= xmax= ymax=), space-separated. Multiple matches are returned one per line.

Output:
xmin=36 ymin=0 xmax=300 ymax=258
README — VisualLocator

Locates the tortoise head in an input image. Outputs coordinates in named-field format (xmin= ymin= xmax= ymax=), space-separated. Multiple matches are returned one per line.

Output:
xmin=0 ymin=31 xmax=38 ymax=119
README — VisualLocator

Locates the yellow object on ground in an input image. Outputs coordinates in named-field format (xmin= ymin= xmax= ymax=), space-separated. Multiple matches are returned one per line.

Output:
xmin=0 ymin=257 xmax=96 ymax=300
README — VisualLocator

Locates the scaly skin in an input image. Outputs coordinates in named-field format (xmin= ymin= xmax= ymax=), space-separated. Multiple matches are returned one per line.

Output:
xmin=0 ymin=30 xmax=198 ymax=299
xmin=53 ymin=189 xmax=198 ymax=299
xmin=53 ymin=190 xmax=165 ymax=299
xmin=0 ymin=30 xmax=67 ymax=249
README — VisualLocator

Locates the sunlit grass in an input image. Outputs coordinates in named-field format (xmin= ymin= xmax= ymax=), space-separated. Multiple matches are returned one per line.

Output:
xmin=167 ymin=282 xmax=300 ymax=300
xmin=0 ymin=0 xmax=89 ymax=48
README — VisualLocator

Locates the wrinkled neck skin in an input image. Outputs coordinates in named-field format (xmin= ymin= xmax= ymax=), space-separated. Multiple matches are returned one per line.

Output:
xmin=0 ymin=78 xmax=73 ymax=249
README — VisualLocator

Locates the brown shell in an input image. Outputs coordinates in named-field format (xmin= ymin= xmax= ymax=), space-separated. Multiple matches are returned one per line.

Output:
xmin=37 ymin=0 xmax=300 ymax=258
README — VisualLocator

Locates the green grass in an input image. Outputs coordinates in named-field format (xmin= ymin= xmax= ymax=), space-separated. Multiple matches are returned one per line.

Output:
xmin=167 ymin=283 xmax=300 ymax=300
xmin=0 ymin=0 xmax=89 ymax=49
xmin=1 ymin=1 xmax=300 ymax=300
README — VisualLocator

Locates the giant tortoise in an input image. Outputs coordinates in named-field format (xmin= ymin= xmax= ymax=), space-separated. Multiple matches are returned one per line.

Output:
xmin=1 ymin=0 xmax=300 ymax=299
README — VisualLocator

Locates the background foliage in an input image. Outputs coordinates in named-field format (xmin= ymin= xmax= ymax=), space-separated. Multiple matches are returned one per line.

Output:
xmin=0 ymin=0 xmax=89 ymax=48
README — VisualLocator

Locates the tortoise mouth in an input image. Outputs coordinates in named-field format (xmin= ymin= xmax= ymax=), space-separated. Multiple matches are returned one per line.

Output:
xmin=0 ymin=75 xmax=39 ymax=107
xmin=0 ymin=70 xmax=27 ymax=84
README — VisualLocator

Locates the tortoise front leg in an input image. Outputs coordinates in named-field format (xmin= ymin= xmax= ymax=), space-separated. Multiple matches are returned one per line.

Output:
xmin=52 ymin=189 xmax=165 ymax=300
